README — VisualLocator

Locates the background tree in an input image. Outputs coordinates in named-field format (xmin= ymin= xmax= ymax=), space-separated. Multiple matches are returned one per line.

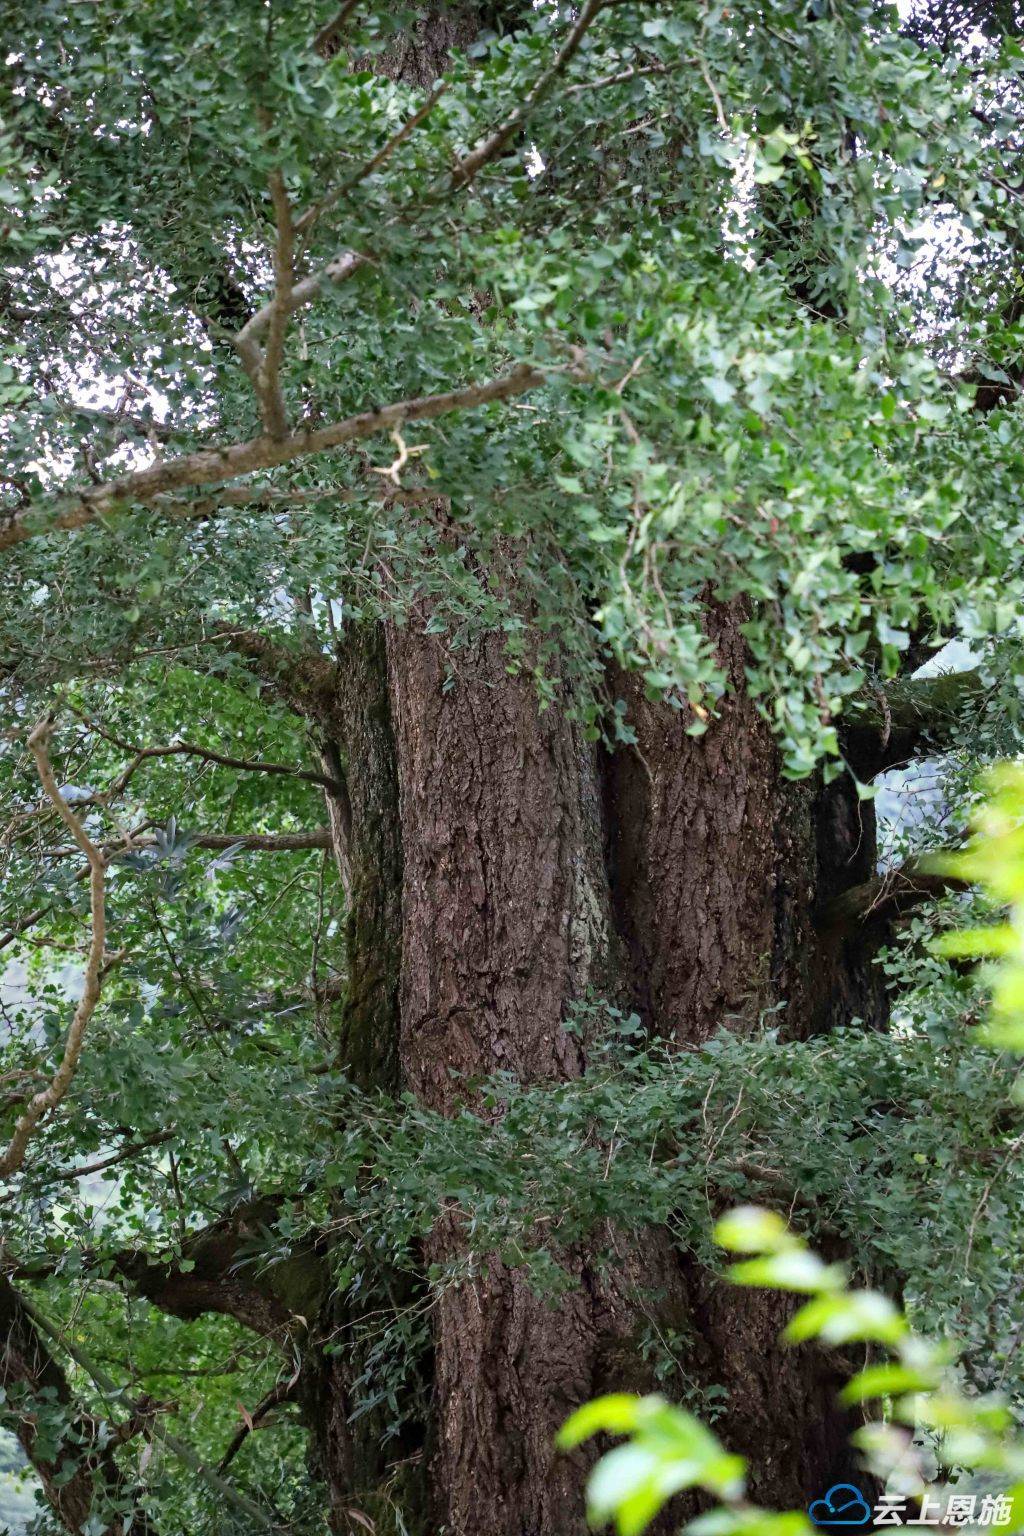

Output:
xmin=2 ymin=1 xmax=1024 ymax=1533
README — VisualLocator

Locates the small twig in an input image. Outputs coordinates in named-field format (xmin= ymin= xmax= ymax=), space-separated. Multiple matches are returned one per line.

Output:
xmin=964 ymin=1132 xmax=1024 ymax=1277
xmin=566 ymin=60 xmax=670 ymax=94
xmin=0 ymin=720 xmax=116 ymax=1179
xmin=45 ymin=827 xmax=334 ymax=860
xmin=697 ymin=50 xmax=728 ymax=135
xmin=217 ymin=1380 xmax=298 ymax=1472
xmin=63 ymin=713 xmax=347 ymax=800
xmin=613 ymin=353 xmax=646 ymax=396
xmin=45 ymin=1130 xmax=175 ymax=1186
xmin=369 ymin=426 xmax=429 ymax=486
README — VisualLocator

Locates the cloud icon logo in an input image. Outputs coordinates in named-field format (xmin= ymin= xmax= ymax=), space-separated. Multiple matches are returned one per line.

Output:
xmin=808 ymin=1485 xmax=872 ymax=1527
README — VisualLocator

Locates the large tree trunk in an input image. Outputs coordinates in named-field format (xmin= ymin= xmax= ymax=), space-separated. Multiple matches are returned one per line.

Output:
xmin=304 ymin=596 xmax=887 ymax=1533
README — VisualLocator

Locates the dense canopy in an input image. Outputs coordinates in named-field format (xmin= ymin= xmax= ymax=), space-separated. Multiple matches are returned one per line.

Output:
xmin=3 ymin=1 xmax=1024 ymax=1533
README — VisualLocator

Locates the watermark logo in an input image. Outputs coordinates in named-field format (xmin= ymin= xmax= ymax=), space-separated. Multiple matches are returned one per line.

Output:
xmin=808 ymin=1485 xmax=872 ymax=1527
xmin=808 ymin=1486 xmax=1015 ymax=1528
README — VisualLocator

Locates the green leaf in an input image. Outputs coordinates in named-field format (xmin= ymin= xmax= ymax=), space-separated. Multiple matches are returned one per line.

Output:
xmin=558 ymin=1394 xmax=643 ymax=1449
xmin=728 ymin=1251 xmax=845 ymax=1294
xmin=714 ymin=1207 xmax=796 ymax=1255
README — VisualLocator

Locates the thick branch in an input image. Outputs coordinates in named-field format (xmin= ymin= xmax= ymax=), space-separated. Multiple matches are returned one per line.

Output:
xmin=0 ymin=722 xmax=113 ymax=1180
xmin=841 ymin=669 xmax=991 ymax=778
xmin=0 ymin=362 xmax=542 ymax=552
xmin=218 ymin=625 xmax=344 ymax=722
xmin=817 ymin=855 xmax=968 ymax=932
xmin=139 ymin=828 xmax=333 ymax=853
xmin=111 ymin=1200 xmax=326 ymax=1340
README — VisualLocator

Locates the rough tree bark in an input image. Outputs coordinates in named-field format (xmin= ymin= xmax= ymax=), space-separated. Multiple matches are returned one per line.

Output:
xmin=293 ymin=589 xmax=890 ymax=1534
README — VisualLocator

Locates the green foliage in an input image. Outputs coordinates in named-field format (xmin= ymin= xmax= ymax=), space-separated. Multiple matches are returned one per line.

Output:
xmin=3 ymin=0 xmax=1024 ymax=764
xmin=4 ymin=0 xmax=1024 ymax=1528
xmin=564 ymin=766 xmax=1024 ymax=1534
xmin=931 ymin=765 xmax=1024 ymax=1048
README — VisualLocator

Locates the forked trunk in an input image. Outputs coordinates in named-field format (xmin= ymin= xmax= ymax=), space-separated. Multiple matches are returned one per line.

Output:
xmin=308 ymin=600 xmax=886 ymax=1533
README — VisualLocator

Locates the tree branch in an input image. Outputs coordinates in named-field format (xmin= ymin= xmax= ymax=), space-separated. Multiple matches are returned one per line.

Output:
xmin=236 ymin=169 xmax=295 ymax=439
xmin=294 ymin=81 xmax=449 ymax=238
xmin=44 ymin=1130 xmax=175 ymax=1186
xmin=817 ymin=855 xmax=968 ymax=932
xmin=233 ymin=250 xmax=368 ymax=376
xmin=217 ymin=1378 xmax=298 ymax=1472
xmin=313 ymin=0 xmax=361 ymax=56
xmin=0 ymin=362 xmax=543 ymax=552
xmin=65 ymin=714 xmax=346 ymax=800
xmin=0 ymin=721 xmax=115 ymax=1180
xmin=16 ymin=1287 xmax=277 ymax=1532
xmin=841 ymin=669 xmax=992 ymax=779
xmin=449 ymin=0 xmax=607 ymax=187
xmin=110 ymin=1199 xmax=326 ymax=1340
xmin=43 ymin=828 xmax=334 ymax=860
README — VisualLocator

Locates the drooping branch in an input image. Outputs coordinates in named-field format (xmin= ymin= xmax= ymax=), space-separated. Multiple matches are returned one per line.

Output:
xmin=0 ymin=362 xmax=542 ymax=552
xmin=0 ymin=721 xmax=115 ymax=1180
xmin=841 ymin=669 xmax=991 ymax=778
xmin=44 ymin=1130 xmax=175 ymax=1186
xmin=107 ymin=742 xmax=344 ymax=798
